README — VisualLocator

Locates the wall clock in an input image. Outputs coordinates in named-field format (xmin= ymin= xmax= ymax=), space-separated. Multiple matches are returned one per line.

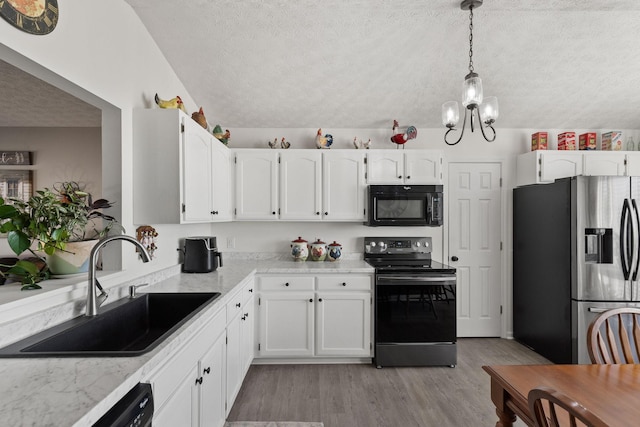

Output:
xmin=0 ymin=0 xmax=58 ymax=35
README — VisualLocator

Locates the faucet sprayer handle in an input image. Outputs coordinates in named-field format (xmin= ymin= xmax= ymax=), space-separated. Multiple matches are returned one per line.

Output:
xmin=129 ymin=283 xmax=149 ymax=298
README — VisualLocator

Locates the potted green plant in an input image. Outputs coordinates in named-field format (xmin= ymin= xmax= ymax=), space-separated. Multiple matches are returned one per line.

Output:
xmin=0 ymin=181 xmax=121 ymax=288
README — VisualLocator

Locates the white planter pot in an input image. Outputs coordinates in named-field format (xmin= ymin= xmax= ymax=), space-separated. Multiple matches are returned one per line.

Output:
xmin=46 ymin=240 xmax=98 ymax=275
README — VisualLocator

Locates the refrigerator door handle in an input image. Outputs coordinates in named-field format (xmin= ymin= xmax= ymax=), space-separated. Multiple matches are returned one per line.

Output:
xmin=621 ymin=199 xmax=631 ymax=280
xmin=587 ymin=307 xmax=611 ymax=313
xmin=632 ymin=199 xmax=640 ymax=281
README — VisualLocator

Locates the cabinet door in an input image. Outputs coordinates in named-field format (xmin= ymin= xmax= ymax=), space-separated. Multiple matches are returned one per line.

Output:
xmin=199 ymin=334 xmax=226 ymax=427
xmin=258 ymin=291 xmax=315 ymax=357
xmin=539 ymin=152 xmax=583 ymax=182
xmin=183 ymin=118 xmax=213 ymax=223
xmin=153 ymin=364 xmax=198 ymax=427
xmin=235 ymin=150 xmax=278 ymax=220
xmin=583 ymin=151 xmax=626 ymax=176
xmin=226 ymin=311 xmax=243 ymax=414
xmin=240 ymin=295 xmax=255 ymax=377
xmin=211 ymin=141 xmax=232 ymax=221
xmin=315 ymin=292 xmax=371 ymax=357
xmin=322 ymin=151 xmax=366 ymax=221
xmin=366 ymin=151 xmax=404 ymax=184
xmin=404 ymin=151 xmax=442 ymax=184
xmin=280 ymin=151 xmax=322 ymax=220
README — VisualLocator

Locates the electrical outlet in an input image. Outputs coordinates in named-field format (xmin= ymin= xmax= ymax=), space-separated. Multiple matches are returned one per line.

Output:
xmin=227 ymin=237 xmax=236 ymax=249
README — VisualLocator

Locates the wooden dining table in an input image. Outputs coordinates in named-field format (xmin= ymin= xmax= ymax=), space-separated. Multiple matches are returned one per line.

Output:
xmin=483 ymin=364 xmax=640 ymax=427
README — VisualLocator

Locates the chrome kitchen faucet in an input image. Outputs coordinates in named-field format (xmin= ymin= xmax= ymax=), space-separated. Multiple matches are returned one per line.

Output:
xmin=86 ymin=235 xmax=151 ymax=317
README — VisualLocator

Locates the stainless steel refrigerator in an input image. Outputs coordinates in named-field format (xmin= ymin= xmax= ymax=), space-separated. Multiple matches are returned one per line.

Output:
xmin=513 ymin=176 xmax=640 ymax=364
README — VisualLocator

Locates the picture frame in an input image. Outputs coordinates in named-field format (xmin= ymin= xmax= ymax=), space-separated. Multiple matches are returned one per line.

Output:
xmin=0 ymin=170 xmax=33 ymax=203
xmin=0 ymin=151 xmax=32 ymax=166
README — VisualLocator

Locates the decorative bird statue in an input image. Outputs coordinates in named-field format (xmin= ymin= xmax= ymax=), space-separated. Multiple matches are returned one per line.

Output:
xmin=315 ymin=129 xmax=333 ymax=149
xmin=362 ymin=138 xmax=372 ymax=149
xmin=390 ymin=120 xmax=417 ymax=149
xmin=268 ymin=138 xmax=278 ymax=149
xmin=191 ymin=107 xmax=208 ymax=129
xmin=155 ymin=93 xmax=186 ymax=113
xmin=281 ymin=137 xmax=291 ymax=149
xmin=212 ymin=125 xmax=231 ymax=145
xmin=353 ymin=137 xmax=360 ymax=149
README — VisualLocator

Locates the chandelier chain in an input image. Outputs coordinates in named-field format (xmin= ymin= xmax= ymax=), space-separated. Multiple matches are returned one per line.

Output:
xmin=468 ymin=6 xmax=474 ymax=73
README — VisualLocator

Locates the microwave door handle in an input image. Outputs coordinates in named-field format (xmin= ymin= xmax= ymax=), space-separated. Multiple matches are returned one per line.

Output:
xmin=632 ymin=199 xmax=640 ymax=281
xmin=620 ymin=199 xmax=631 ymax=280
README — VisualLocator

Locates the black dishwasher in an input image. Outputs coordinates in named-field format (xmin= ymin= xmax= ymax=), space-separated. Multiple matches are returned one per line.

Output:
xmin=93 ymin=383 xmax=154 ymax=427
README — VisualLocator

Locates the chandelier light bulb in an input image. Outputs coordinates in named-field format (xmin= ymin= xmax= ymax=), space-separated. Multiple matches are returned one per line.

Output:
xmin=442 ymin=101 xmax=460 ymax=127
xmin=482 ymin=96 xmax=499 ymax=123
xmin=462 ymin=73 xmax=483 ymax=108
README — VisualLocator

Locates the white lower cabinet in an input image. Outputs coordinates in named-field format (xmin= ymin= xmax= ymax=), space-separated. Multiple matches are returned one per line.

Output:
xmin=148 ymin=281 xmax=255 ymax=426
xmin=225 ymin=280 xmax=255 ymax=415
xmin=257 ymin=274 xmax=372 ymax=359
xmin=149 ymin=307 xmax=226 ymax=427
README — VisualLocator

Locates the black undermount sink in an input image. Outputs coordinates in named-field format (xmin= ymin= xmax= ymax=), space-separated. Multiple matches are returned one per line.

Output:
xmin=0 ymin=292 xmax=220 ymax=357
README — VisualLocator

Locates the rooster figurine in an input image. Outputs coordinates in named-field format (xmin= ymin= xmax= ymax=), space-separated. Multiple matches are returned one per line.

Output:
xmin=212 ymin=125 xmax=231 ymax=145
xmin=315 ymin=129 xmax=333 ymax=149
xmin=268 ymin=138 xmax=278 ymax=149
xmin=191 ymin=107 xmax=208 ymax=129
xmin=390 ymin=120 xmax=417 ymax=149
xmin=281 ymin=137 xmax=291 ymax=149
xmin=155 ymin=93 xmax=186 ymax=113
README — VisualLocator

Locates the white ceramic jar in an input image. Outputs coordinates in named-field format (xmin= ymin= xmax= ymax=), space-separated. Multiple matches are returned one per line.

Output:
xmin=308 ymin=238 xmax=327 ymax=261
xmin=327 ymin=241 xmax=342 ymax=262
xmin=290 ymin=237 xmax=309 ymax=261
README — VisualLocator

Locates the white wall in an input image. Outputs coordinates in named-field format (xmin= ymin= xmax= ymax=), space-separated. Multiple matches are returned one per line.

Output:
xmin=0 ymin=0 xmax=212 ymax=276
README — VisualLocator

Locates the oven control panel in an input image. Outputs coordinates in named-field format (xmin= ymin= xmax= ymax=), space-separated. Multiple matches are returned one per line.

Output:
xmin=364 ymin=237 xmax=431 ymax=254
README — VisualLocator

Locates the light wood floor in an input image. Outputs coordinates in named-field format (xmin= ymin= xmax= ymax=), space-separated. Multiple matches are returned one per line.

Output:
xmin=227 ymin=338 xmax=550 ymax=427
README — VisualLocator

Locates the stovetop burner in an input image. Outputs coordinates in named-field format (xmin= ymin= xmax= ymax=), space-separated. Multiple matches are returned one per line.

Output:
xmin=364 ymin=236 xmax=455 ymax=273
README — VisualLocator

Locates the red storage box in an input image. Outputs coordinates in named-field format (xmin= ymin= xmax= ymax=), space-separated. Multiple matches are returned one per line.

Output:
xmin=532 ymin=132 xmax=548 ymax=151
xmin=558 ymin=132 xmax=576 ymax=150
xmin=579 ymin=133 xmax=597 ymax=150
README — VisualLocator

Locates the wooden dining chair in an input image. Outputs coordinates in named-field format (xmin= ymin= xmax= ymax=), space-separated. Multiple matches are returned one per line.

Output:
xmin=528 ymin=386 xmax=608 ymax=427
xmin=587 ymin=307 xmax=640 ymax=364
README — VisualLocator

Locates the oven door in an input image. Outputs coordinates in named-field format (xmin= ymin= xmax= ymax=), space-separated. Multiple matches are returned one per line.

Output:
xmin=375 ymin=273 xmax=456 ymax=344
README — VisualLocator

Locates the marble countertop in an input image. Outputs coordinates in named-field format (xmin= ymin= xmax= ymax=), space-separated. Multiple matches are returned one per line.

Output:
xmin=0 ymin=257 xmax=373 ymax=427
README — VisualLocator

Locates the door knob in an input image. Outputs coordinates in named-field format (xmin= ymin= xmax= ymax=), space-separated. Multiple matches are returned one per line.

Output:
xmin=451 ymin=256 xmax=459 ymax=262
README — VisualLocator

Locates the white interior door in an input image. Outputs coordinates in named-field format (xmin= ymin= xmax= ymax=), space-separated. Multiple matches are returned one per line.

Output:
xmin=448 ymin=162 xmax=502 ymax=337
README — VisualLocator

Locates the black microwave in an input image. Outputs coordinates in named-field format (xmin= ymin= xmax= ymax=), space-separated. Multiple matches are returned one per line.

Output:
xmin=367 ymin=185 xmax=443 ymax=227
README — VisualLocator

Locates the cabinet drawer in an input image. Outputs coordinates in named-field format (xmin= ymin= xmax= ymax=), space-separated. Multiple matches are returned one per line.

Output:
xmin=317 ymin=275 xmax=371 ymax=291
xmin=226 ymin=290 xmax=245 ymax=322
xmin=258 ymin=276 xmax=315 ymax=291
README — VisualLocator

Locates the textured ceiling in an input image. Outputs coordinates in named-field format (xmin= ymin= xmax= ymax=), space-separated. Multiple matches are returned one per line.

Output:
xmin=0 ymin=59 xmax=101 ymax=127
xmin=123 ymin=0 xmax=640 ymax=130
xmin=4 ymin=1 xmax=640 ymax=130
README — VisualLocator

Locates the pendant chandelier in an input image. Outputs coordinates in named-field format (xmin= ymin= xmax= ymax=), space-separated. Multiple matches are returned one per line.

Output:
xmin=442 ymin=0 xmax=498 ymax=146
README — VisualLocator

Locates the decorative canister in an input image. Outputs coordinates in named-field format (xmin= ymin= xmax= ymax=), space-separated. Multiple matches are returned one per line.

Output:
xmin=308 ymin=238 xmax=327 ymax=261
xmin=327 ymin=241 xmax=342 ymax=262
xmin=290 ymin=236 xmax=309 ymax=262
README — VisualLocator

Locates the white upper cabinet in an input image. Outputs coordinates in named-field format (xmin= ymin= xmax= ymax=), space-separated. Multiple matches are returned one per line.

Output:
xmin=133 ymin=108 xmax=231 ymax=224
xmin=322 ymin=151 xmax=366 ymax=221
xmin=235 ymin=150 xmax=279 ymax=220
xmin=279 ymin=151 xmax=322 ymax=220
xmin=516 ymin=150 xmax=640 ymax=187
xmin=366 ymin=150 xmax=443 ymax=184
xmin=236 ymin=149 xmax=366 ymax=222
xmin=211 ymin=141 xmax=232 ymax=221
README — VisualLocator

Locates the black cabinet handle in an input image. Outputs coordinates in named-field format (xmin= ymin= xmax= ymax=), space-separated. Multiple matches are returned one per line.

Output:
xmin=316 ymin=212 xmax=320 ymax=215
xmin=324 ymin=212 xmax=328 ymax=215
xmin=398 ymin=175 xmax=402 ymax=179
xmin=195 ymin=377 xmax=203 ymax=385
xmin=285 ymin=282 xmax=289 ymax=286
xmin=406 ymin=176 xmax=411 ymax=180
xmin=249 ymin=288 xmax=253 ymax=293
xmin=342 ymin=282 xmax=346 ymax=286
xmin=244 ymin=312 xmax=249 ymax=318
xmin=309 ymin=298 xmax=313 ymax=302
xmin=451 ymin=256 xmax=459 ymax=261
xmin=318 ymin=298 xmax=323 ymax=302
xmin=272 ymin=211 xmax=276 ymax=215
xmin=236 ymin=302 xmax=241 ymax=308
xmin=203 ymin=367 xmax=211 ymax=375
xmin=241 ymin=315 xmax=246 ymax=320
